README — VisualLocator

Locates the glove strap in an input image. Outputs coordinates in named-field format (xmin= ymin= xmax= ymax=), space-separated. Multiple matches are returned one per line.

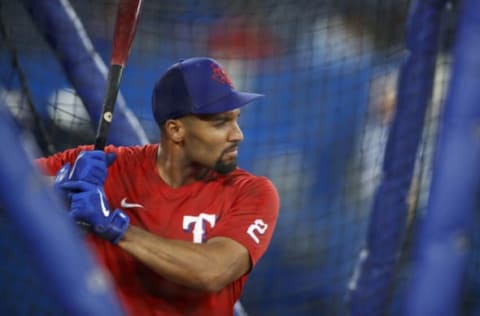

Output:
xmin=95 ymin=209 xmax=130 ymax=244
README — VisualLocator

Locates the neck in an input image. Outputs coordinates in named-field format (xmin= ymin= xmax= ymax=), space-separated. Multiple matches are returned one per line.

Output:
xmin=155 ymin=144 xmax=210 ymax=188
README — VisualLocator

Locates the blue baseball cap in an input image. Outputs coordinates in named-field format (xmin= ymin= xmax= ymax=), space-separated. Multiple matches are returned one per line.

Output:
xmin=152 ymin=57 xmax=264 ymax=125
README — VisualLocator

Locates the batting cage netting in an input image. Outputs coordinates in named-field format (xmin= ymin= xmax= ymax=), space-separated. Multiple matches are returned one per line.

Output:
xmin=1 ymin=0 xmax=480 ymax=315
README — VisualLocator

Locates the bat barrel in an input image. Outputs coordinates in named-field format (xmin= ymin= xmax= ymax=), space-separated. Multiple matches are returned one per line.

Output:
xmin=111 ymin=0 xmax=143 ymax=66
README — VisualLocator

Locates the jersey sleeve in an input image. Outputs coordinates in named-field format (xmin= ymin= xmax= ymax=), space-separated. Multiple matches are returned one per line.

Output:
xmin=35 ymin=145 xmax=94 ymax=175
xmin=209 ymin=176 xmax=279 ymax=268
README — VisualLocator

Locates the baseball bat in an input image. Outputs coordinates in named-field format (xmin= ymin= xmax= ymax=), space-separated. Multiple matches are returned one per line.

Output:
xmin=94 ymin=0 xmax=143 ymax=150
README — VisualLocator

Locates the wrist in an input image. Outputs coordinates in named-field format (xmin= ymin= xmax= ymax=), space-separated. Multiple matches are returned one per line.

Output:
xmin=94 ymin=209 xmax=130 ymax=244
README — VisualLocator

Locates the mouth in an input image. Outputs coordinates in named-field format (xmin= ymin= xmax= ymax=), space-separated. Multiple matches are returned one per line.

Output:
xmin=224 ymin=150 xmax=238 ymax=158
xmin=223 ymin=145 xmax=239 ymax=158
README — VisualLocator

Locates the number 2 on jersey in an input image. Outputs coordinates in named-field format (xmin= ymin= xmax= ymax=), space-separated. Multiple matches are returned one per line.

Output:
xmin=247 ymin=219 xmax=268 ymax=244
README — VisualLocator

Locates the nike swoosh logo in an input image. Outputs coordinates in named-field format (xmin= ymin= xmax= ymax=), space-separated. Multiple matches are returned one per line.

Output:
xmin=120 ymin=198 xmax=144 ymax=209
xmin=97 ymin=188 xmax=110 ymax=217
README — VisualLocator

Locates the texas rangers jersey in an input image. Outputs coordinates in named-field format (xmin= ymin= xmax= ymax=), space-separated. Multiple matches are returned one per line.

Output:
xmin=36 ymin=144 xmax=279 ymax=316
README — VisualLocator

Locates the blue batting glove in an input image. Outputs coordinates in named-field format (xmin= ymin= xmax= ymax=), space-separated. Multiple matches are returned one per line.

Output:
xmin=65 ymin=182 xmax=129 ymax=244
xmin=69 ymin=150 xmax=117 ymax=186
xmin=53 ymin=163 xmax=72 ymax=204
xmin=53 ymin=162 xmax=96 ymax=205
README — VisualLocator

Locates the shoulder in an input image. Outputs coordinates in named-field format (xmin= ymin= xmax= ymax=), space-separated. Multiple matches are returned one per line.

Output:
xmin=105 ymin=144 xmax=157 ymax=158
xmin=104 ymin=144 xmax=157 ymax=170
xmin=226 ymin=168 xmax=275 ymax=186
xmin=224 ymin=169 xmax=279 ymax=203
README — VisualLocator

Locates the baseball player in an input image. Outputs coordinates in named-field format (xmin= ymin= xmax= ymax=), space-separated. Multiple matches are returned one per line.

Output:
xmin=36 ymin=57 xmax=279 ymax=316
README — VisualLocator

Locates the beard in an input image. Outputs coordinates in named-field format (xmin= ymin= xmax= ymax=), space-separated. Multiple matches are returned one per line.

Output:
xmin=213 ymin=146 xmax=238 ymax=174
xmin=213 ymin=159 xmax=237 ymax=174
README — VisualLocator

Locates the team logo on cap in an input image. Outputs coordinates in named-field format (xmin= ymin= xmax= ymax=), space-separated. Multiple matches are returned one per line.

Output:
xmin=210 ymin=62 xmax=233 ymax=88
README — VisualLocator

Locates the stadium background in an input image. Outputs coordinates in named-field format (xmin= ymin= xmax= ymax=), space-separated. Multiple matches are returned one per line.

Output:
xmin=1 ymin=0 xmax=480 ymax=315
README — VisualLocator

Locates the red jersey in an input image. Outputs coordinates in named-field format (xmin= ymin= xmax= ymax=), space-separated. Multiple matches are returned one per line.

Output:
xmin=36 ymin=144 xmax=279 ymax=316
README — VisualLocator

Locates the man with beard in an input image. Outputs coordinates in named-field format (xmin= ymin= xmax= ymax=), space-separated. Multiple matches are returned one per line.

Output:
xmin=36 ymin=57 xmax=279 ymax=316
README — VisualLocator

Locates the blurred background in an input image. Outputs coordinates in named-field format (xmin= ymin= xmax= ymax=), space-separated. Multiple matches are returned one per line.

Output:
xmin=1 ymin=0 xmax=479 ymax=315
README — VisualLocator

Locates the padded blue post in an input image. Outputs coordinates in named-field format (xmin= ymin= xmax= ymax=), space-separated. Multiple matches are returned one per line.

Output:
xmin=0 ymin=104 xmax=125 ymax=316
xmin=404 ymin=0 xmax=480 ymax=315
xmin=348 ymin=0 xmax=448 ymax=314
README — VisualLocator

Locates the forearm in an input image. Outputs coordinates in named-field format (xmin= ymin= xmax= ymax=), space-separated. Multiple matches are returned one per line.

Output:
xmin=117 ymin=225 xmax=248 ymax=292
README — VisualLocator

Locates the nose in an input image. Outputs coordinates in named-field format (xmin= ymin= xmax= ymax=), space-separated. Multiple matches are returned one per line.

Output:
xmin=228 ymin=121 xmax=244 ymax=143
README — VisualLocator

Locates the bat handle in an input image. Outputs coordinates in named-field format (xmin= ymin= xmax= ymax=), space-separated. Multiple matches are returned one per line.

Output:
xmin=94 ymin=64 xmax=124 ymax=150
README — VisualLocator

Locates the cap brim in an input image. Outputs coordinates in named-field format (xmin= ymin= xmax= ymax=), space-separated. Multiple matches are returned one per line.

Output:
xmin=191 ymin=90 xmax=264 ymax=115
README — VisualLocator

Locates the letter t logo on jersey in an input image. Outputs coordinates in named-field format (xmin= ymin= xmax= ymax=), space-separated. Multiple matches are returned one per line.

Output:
xmin=183 ymin=213 xmax=217 ymax=243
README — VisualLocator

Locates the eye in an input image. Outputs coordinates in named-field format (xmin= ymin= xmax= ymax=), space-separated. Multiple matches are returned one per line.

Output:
xmin=212 ymin=118 xmax=227 ymax=127
xmin=213 ymin=119 xmax=227 ymax=127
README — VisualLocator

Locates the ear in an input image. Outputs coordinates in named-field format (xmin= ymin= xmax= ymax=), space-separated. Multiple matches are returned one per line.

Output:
xmin=164 ymin=119 xmax=185 ymax=143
